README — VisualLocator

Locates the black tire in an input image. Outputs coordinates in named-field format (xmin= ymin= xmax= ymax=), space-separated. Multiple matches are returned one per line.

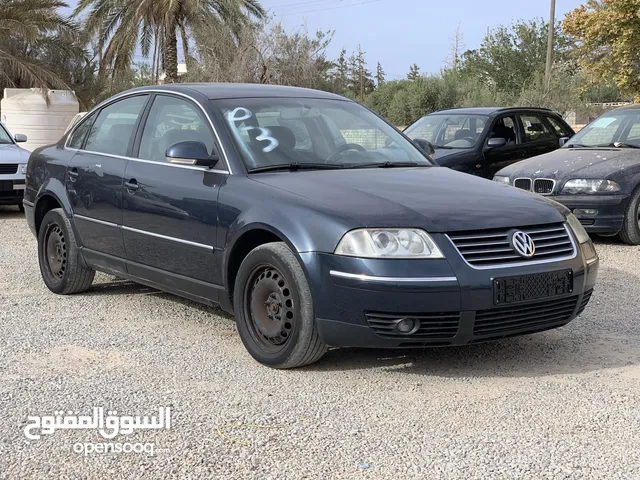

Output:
xmin=37 ymin=208 xmax=95 ymax=294
xmin=233 ymin=242 xmax=327 ymax=369
xmin=620 ymin=186 xmax=640 ymax=245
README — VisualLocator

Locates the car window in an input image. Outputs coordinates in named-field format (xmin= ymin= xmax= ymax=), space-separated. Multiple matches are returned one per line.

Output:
xmin=84 ymin=95 xmax=148 ymax=156
xmin=624 ymin=117 xmax=640 ymax=141
xmin=216 ymin=98 xmax=432 ymax=169
xmin=404 ymin=114 xmax=488 ymax=149
xmin=139 ymin=95 xmax=214 ymax=163
xmin=67 ymin=113 xmax=95 ymax=149
xmin=255 ymin=113 xmax=314 ymax=151
xmin=520 ymin=114 xmax=556 ymax=143
xmin=0 ymin=124 xmax=13 ymax=144
xmin=546 ymin=115 xmax=572 ymax=137
xmin=567 ymin=116 xmax=624 ymax=147
xmin=489 ymin=116 xmax=518 ymax=145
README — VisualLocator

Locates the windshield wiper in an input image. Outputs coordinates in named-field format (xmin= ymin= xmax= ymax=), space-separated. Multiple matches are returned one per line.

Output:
xmin=348 ymin=161 xmax=429 ymax=169
xmin=248 ymin=162 xmax=345 ymax=173
xmin=567 ymin=143 xmax=592 ymax=148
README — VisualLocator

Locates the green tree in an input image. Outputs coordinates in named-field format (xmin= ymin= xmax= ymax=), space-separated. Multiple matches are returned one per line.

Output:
xmin=74 ymin=0 xmax=265 ymax=83
xmin=407 ymin=63 xmax=420 ymax=80
xmin=564 ymin=0 xmax=640 ymax=100
xmin=0 ymin=0 xmax=79 ymax=90
xmin=375 ymin=61 xmax=385 ymax=87
xmin=347 ymin=45 xmax=374 ymax=101
xmin=460 ymin=18 xmax=576 ymax=95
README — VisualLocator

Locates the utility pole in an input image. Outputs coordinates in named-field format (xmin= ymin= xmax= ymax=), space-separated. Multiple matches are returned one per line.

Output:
xmin=545 ymin=0 xmax=556 ymax=85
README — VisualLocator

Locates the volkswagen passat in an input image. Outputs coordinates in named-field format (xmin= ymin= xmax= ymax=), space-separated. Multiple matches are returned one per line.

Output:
xmin=23 ymin=84 xmax=598 ymax=368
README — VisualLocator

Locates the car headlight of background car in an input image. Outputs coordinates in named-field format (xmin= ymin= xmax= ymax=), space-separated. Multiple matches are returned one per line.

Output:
xmin=19 ymin=164 xmax=27 ymax=175
xmin=335 ymin=228 xmax=445 ymax=258
xmin=566 ymin=213 xmax=598 ymax=262
xmin=561 ymin=179 xmax=620 ymax=194
xmin=492 ymin=175 xmax=510 ymax=185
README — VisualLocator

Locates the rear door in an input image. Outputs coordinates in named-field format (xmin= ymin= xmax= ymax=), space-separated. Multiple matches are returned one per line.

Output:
xmin=66 ymin=95 xmax=150 ymax=269
xmin=517 ymin=113 xmax=560 ymax=159
xmin=121 ymin=94 xmax=228 ymax=297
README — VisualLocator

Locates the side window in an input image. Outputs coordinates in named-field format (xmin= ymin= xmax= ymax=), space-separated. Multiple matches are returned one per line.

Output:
xmin=67 ymin=114 xmax=95 ymax=149
xmin=84 ymin=95 xmax=148 ymax=156
xmin=520 ymin=114 xmax=556 ymax=143
xmin=490 ymin=115 xmax=518 ymax=145
xmin=546 ymin=115 xmax=572 ymax=137
xmin=138 ymin=95 xmax=214 ymax=163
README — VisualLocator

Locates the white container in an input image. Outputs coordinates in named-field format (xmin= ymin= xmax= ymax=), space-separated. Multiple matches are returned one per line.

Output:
xmin=1 ymin=88 xmax=79 ymax=152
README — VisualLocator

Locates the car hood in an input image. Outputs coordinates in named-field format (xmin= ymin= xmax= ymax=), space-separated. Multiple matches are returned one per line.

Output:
xmin=251 ymin=167 xmax=564 ymax=233
xmin=498 ymin=147 xmax=640 ymax=180
xmin=0 ymin=143 xmax=30 ymax=163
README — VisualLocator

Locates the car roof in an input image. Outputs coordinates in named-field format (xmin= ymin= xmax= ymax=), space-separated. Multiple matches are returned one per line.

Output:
xmin=427 ymin=107 xmax=554 ymax=116
xmin=121 ymin=83 xmax=349 ymax=101
xmin=610 ymin=104 xmax=640 ymax=113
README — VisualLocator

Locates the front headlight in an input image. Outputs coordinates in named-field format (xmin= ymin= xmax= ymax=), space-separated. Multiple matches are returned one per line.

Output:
xmin=334 ymin=228 xmax=445 ymax=259
xmin=492 ymin=175 xmax=510 ymax=185
xmin=561 ymin=179 xmax=620 ymax=194
xmin=566 ymin=213 xmax=590 ymax=244
xmin=19 ymin=164 xmax=27 ymax=175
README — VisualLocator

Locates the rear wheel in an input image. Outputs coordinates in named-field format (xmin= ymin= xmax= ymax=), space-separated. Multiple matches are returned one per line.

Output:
xmin=233 ymin=242 xmax=327 ymax=368
xmin=620 ymin=187 xmax=640 ymax=245
xmin=38 ymin=208 xmax=95 ymax=294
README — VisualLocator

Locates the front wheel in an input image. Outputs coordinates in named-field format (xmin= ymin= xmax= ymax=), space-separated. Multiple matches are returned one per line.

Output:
xmin=233 ymin=242 xmax=327 ymax=368
xmin=620 ymin=187 xmax=640 ymax=245
xmin=37 ymin=208 xmax=95 ymax=294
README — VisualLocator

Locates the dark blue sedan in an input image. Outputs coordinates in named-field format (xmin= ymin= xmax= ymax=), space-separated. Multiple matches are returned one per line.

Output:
xmin=23 ymin=84 xmax=598 ymax=368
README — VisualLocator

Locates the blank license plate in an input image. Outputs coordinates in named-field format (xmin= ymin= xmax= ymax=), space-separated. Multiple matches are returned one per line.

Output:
xmin=493 ymin=269 xmax=573 ymax=305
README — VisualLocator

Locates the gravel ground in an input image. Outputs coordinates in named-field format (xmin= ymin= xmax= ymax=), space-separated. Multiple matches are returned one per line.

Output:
xmin=1 ymin=205 xmax=640 ymax=479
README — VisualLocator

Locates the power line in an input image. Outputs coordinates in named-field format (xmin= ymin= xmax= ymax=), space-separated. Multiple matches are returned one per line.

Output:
xmin=269 ymin=0 xmax=332 ymax=9
xmin=279 ymin=0 xmax=383 ymax=16
xmin=273 ymin=0 xmax=357 ymax=13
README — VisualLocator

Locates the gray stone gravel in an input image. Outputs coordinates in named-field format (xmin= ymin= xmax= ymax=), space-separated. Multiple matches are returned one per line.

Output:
xmin=1 ymin=205 xmax=639 ymax=479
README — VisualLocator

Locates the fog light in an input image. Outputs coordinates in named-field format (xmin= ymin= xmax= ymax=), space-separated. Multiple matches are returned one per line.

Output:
xmin=395 ymin=317 xmax=420 ymax=335
xmin=573 ymin=208 xmax=598 ymax=217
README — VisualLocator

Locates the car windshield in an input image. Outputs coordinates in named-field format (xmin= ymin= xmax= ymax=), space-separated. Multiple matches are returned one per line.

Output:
xmin=403 ymin=114 xmax=488 ymax=149
xmin=214 ymin=98 xmax=433 ymax=170
xmin=565 ymin=110 xmax=640 ymax=148
xmin=0 ymin=124 xmax=13 ymax=144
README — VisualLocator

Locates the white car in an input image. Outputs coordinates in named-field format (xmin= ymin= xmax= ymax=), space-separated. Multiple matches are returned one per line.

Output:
xmin=0 ymin=123 xmax=30 ymax=211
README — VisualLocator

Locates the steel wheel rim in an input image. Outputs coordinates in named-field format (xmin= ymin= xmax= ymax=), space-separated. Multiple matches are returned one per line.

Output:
xmin=44 ymin=223 xmax=67 ymax=280
xmin=244 ymin=265 xmax=295 ymax=352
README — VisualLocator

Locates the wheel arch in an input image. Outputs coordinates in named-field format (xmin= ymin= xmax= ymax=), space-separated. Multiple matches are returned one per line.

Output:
xmin=224 ymin=223 xmax=307 ymax=311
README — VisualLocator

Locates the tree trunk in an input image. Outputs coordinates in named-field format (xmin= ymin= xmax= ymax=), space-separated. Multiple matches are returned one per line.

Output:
xmin=163 ymin=21 xmax=179 ymax=83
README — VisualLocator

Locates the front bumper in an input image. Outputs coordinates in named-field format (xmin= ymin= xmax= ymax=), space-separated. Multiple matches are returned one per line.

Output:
xmin=0 ymin=178 xmax=25 ymax=205
xmin=552 ymin=194 xmax=629 ymax=234
xmin=302 ymin=232 xmax=598 ymax=348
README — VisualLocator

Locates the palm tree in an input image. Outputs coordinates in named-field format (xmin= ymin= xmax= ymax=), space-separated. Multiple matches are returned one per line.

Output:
xmin=74 ymin=0 xmax=266 ymax=83
xmin=0 ymin=0 xmax=78 ymax=89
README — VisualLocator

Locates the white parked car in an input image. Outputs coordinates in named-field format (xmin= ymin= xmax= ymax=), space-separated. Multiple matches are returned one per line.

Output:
xmin=0 ymin=123 xmax=30 ymax=211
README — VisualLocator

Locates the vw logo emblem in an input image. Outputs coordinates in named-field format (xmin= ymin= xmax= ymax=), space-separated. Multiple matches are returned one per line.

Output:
xmin=511 ymin=231 xmax=536 ymax=258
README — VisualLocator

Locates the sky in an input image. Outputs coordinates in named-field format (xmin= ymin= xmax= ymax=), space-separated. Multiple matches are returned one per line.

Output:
xmin=64 ymin=0 xmax=586 ymax=78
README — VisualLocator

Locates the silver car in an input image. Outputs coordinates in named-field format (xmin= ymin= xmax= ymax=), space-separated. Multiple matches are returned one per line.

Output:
xmin=0 ymin=123 xmax=30 ymax=211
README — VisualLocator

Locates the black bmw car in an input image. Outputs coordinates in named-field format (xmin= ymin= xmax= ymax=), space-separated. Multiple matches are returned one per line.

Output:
xmin=494 ymin=105 xmax=640 ymax=244
xmin=404 ymin=107 xmax=574 ymax=178
xmin=23 ymin=84 xmax=598 ymax=368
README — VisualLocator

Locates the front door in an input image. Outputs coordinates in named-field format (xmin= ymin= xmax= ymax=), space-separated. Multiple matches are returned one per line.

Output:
xmin=122 ymin=94 xmax=228 ymax=298
xmin=66 ymin=95 xmax=149 ymax=263
xmin=484 ymin=115 xmax=524 ymax=177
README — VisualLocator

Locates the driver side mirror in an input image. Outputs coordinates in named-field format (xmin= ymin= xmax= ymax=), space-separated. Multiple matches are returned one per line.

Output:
xmin=14 ymin=133 xmax=27 ymax=143
xmin=487 ymin=137 xmax=507 ymax=148
xmin=166 ymin=141 xmax=219 ymax=168
xmin=413 ymin=138 xmax=435 ymax=156
xmin=559 ymin=136 xmax=569 ymax=147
